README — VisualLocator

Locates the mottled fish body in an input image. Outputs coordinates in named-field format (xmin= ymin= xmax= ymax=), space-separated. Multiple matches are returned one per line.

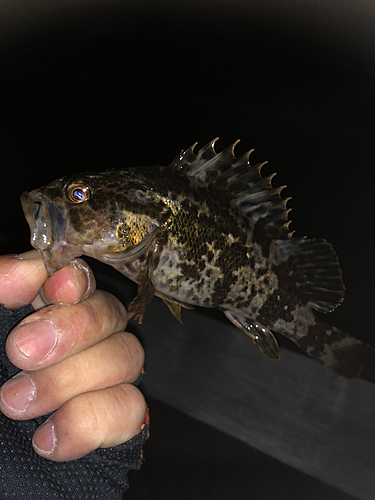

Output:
xmin=21 ymin=139 xmax=374 ymax=377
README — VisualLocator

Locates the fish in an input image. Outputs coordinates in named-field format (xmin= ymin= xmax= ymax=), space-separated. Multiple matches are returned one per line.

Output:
xmin=21 ymin=138 xmax=374 ymax=377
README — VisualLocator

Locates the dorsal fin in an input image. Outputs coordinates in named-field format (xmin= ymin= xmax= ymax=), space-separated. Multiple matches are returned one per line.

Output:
xmin=170 ymin=138 xmax=292 ymax=239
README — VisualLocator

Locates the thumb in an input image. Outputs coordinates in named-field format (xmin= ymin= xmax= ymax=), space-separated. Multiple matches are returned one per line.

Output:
xmin=0 ymin=251 xmax=47 ymax=309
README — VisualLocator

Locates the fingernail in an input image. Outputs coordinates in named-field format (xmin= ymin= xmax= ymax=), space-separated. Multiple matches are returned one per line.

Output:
xmin=1 ymin=373 xmax=36 ymax=413
xmin=15 ymin=321 xmax=58 ymax=360
xmin=33 ymin=420 xmax=57 ymax=455
xmin=32 ymin=288 xmax=52 ymax=309
xmin=70 ymin=259 xmax=92 ymax=301
xmin=15 ymin=250 xmax=40 ymax=260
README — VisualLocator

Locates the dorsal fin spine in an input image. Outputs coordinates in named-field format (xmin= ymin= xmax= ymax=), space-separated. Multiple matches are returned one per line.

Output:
xmin=171 ymin=138 xmax=293 ymax=240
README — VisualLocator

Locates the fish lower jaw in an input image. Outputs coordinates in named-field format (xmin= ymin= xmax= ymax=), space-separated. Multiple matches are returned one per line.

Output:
xmin=38 ymin=244 xmax=83 ymax=276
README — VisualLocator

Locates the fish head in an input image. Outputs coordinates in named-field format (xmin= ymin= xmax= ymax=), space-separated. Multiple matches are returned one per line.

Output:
xmin=21 ymin=171 xmax=163 ymax=275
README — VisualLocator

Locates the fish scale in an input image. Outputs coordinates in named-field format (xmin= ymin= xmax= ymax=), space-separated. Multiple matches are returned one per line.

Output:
xmin=21 ymin=138 xmax=374 ymax=377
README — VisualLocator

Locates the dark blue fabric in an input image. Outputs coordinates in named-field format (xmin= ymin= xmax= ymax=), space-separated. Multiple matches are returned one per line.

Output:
xmin=0 ymin=304 xmax=148 ymax=499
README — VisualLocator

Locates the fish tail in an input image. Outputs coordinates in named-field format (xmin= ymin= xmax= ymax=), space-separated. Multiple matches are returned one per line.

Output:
xmin=290 ymin=316 xmax=375 ymax=378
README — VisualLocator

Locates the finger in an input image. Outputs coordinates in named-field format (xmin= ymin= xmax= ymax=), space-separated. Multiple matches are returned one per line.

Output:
xmin=0 ymin=332 xmax=144 ymax=419
xmin=0 ymin=251 xmax=95 ymax=311
xmin=0 ymin=251 xmax=47 ymax=309
xmin=32 ymin=384 xmax=147 ymax=461
xmin=41 ymin=258 xmax=96 ymax=306
xmin=6 ymin=290 xmax=128 ymax=370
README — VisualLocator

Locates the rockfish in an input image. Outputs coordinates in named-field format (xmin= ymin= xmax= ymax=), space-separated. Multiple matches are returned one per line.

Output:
xmin=21 ymin=139 xmax=374 ymax=377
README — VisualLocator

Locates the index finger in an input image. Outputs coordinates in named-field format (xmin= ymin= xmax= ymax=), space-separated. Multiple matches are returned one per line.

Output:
xmin=42 ymin=258 xmax=96 ymax=306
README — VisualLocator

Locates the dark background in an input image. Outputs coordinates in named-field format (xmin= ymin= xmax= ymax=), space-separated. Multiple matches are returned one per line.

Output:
xmin=1 ymin=1 xmax=375 ymax=498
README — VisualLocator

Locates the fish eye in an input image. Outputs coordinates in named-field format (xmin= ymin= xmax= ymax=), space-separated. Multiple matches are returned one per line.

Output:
xmin=66 ymin=182 xmax=91 ymax=204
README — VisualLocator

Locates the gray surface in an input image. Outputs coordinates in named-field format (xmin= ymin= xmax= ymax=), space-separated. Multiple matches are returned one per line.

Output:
xmin=130 ymin=296 xmax=375 ymax=500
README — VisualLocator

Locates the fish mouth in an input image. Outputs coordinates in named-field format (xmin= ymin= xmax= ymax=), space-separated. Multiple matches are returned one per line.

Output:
xmin=21 ymin=190 xmax=82 ymax=275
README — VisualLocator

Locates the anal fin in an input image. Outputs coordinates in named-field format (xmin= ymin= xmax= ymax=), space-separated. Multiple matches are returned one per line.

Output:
xmin=224 ymin=311 xmax=280 ymax=360
xmin=157 ymin=292 xmax=195 ymax=324
xmin=162 ymin=299 xmax=183 ymax=323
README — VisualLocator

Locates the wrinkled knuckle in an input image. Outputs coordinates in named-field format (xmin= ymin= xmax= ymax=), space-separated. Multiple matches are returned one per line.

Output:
xmin=118 ymin=385 xmax=146 ymax=425
xmin=97 ymin=385 xmax=146 ymax=446
xmin=110 ymin=295 xmax=128 ymax=329
xmin=68 ymin=396 xmax=102 ymax=441
xmin=98 ymin=291 xmax=128 ymax=331
xmin=80 ymin=300 xmax=102 ymax=333
xmin=113 ymin=333 xmax=145 ymax=379
xmin=67 ymin=355 xmax=90 ymax=392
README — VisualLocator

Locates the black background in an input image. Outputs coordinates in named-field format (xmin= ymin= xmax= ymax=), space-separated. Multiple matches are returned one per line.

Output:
xmin=1 ymin=1 xmax=375 ymax=498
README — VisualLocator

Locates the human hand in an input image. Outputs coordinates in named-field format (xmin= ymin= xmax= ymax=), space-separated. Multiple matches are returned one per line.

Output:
xmin=0 ymin=251 xmax=146 ymax=462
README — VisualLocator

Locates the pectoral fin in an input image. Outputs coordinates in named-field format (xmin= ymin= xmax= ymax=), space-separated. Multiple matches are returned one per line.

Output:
xmin=128 ymin=241 xmax=160 ymax=324
xmin=224 ymin=311 xmax=280 ymax=360
xmin=128 ymin=268 xmax=155 ymax=323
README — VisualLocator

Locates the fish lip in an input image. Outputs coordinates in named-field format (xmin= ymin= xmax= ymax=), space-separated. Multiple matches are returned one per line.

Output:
xmin=21 ymin=190 xmax=53 ymax=251
xmin=21 ymin=190 xmax=82 ymax=275
xmin=40 ymin=244 xmax=83 ymax=276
